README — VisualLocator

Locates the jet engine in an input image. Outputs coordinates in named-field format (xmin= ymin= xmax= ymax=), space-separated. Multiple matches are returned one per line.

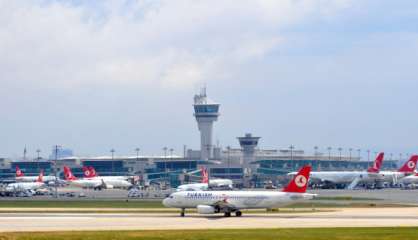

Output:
xmin=197 ymin=205 xmax=216 ymax=214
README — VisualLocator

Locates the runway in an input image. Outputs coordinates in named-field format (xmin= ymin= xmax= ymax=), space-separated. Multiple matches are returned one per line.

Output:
xmin=0 ymin=207 xmax=418 ymax=232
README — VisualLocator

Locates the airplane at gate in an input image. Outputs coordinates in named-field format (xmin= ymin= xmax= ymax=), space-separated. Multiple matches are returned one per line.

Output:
xmin=6 ymin=170 xmax=45 ymax=191
xmin=64 ymin=166 xmax=131 ymax=190
xmin=163 ymin=165 xmax=315 ymax=217
xmin=288 ymin=152 xmax=385 ymax=189
xmin=400 ymin=172 xmax=418 ymax=187
xmin=15 ymin=166 xmax=55 ymax=183
xmin=379 ymin=155 xmax=418 ymax=185
xmin=176 ymin=167 xmax=233 ymax=191
xmin=82 ymin=166 xmax=129 ymax=181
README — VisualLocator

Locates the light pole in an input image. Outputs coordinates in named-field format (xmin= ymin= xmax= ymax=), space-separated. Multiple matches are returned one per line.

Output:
xmin=327 ymin=147 xmax=332 ymax=160
xmin=54 ymin=145 xmax=61 ymax=199
xmin=314 ymin=146 xmax=318 ymax=159
xmin=110 ymin=149 xmax=115 ymax=174
xmin=349 ymin=148 xmax=353 ymax=161
xmin=338 ymin=147 xmax=342 ymax=161
xmin=170 ymin=148 xmax=174 ymax=159
xmin=399 ymin=153 xmax=403 ymax=162
xmin=163 ymin=147 xmax=168 ymax=174
xmin=357 ymin=149 xmax=361 ymax=160
xmin=227 ymin=146 xmax=231 ymax=179
xmin=390 ymin=153 xmax=393 ymax=160
xmin=367 ymin=149 xmax=370 ymax=162
xmin=135 ymin=148 xmax=140 ymax=161
xmin=36 ymin=149 xmax=41 ymax=171
xmin=289 ymin=145 xmax=294 ymax=161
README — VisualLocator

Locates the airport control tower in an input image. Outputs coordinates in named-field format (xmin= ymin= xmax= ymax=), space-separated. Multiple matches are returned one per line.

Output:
xmin=238 ymin=133 xmax=260 ymax=174
xmin=193 ymin=88 xmax=220 ymax=160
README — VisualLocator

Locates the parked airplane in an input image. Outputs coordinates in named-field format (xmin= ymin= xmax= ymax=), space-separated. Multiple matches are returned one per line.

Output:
xmin=400 ymin=172 xmax=418 ymax=188
xmin=163 ymin=165 xmax=315 ymax=217
xmin=64 ymin=166 xmax=131 ymax=190
xmin=379 ymin=155 xmax=418 ymax=185
xmin=82 ymin=166 xmax=129 ymax=181
xmin=176 ymin=167 xmax=233 ymax=191
xmin=6 ymin=170 xmax=45 ymax=191
xmin=288 ymin=152 xmax=385 ymax=189
xmin=15 ymin=166 xmax=55 ymax=183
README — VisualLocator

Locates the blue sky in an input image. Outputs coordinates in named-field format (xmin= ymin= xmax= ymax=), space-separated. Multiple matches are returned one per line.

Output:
xmin=0 ymin=0 xmax=417 ymax=159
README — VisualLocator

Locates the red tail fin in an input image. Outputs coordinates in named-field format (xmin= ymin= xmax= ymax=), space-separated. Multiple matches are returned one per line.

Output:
xmin=83 ymin=166 xmax=97 ymax=178
xmin=63 ymin=166 xmax=77 ymax=181
xmin=201 ymin=167 xmax=209 ymax=184
xmin=367 ymin=152 xmax=384 ymax=173
xmin=88 ymin=166 xmax=97 ymax=177
xmin=36 ymin=170 xmax=44 ymax=183
xmin=15 ymin=166 xmax=24 ymax=177
xmin=398 ymin=155 xmax=418 ymax=173
xmin=82 ymin=166 xmax=90 ymax=177
xmin=283 ymin=165 xmax=311 ymax=193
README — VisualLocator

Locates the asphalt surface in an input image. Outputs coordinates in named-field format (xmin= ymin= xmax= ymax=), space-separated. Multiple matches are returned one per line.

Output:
xmin=0 ymin=208 xmax=417 ymax=232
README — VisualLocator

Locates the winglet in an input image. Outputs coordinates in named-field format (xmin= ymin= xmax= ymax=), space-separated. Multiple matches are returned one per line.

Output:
xmin=63 ymin=166 xmax=77 ymax=181
xmin=398 ymin=155 xmax=418 ymax=173
xmin=367 ymin=152 xmax=384 ymax=173
xmin=282 ymin=165 xmax=311 ymax=193
xmin=15 ymin=166 xmax=24 ymax=177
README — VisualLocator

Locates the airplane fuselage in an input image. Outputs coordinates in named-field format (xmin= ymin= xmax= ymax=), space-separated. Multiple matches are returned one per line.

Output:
xmin=308 ymin=171 xmax=383 ymax=184
xmin=16 ymin=176 xmax=56 ymax=183
xmin=163 ymin=190 xmax=315 ymax=209
xmin=6 ymin=182 xmax=44 ymax=191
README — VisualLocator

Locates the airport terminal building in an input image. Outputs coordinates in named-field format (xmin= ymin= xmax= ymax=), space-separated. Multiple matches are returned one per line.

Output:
xmin=0 ymin=90 xmax=399 ymax=187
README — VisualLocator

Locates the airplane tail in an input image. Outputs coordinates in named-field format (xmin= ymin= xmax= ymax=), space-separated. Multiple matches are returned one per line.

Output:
xmin=367 ymin=152 xmax=384 ymax=173
xmin=398 ymin=155 xmax=418 ymax=173
xmin=63 ymin=166 xmax=77 ymax=181
xmin=282 ymin=165 xmax=311 ymax=193
xmin=201 ymin=167 xmax=209 ymax=184
xmin=82 ymin=166 xmax=97 ymax=178
xmin=36 ymin=170 xmax=44 ymax=183
xmin=15 ymin=166 xmax=24 ymax=177
xmin=88 ymin=166 xmax=97 ymax=177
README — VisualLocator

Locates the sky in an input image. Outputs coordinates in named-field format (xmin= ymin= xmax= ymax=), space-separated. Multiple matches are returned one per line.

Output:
xmin=0 ymin=0 xmax=417 ymax=159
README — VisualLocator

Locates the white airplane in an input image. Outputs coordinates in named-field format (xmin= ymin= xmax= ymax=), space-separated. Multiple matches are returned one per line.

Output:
xmin=82 ymin=166 xmax=129 ymax=181
xmin=15 ymin=166 xmax=55 ymax=183
xmin=176 ymin=167 xmax=233 ymax=191
xmin=6 ymin=170 xmax=45 ymax=192
xmin=163 ymin=165 xmax=315 ymax=217
xmin=379 ymin=155 xmax=418 ymax=185
xmin=288 ymin=152 xmax=385 ymax=189
xmin=400 ymin=172 xmax=418 ymax=187
xmin=63 ymin=166 xmax=132 ymax=190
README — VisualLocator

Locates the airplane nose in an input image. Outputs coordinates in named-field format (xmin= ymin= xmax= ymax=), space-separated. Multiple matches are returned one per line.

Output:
xmin=162 ymin=198 xmax=171 ymax=207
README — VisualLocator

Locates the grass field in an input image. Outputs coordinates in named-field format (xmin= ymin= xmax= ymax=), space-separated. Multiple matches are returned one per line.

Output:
xmin=1 ymin=228 xmax=417 ymax=240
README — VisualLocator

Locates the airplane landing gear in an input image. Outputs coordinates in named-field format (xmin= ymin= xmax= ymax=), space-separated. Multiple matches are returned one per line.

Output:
xmin=224 ymin=212 xmax=231 ymax=217
xmin=235 ymin=211 xmax=242 ymax=217
xmin=180 ymin=208 xmax=185 ymax=217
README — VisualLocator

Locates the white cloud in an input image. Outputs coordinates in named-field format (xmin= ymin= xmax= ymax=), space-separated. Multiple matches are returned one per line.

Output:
xmin=0 ymin=0 xmax=355 ymax=90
